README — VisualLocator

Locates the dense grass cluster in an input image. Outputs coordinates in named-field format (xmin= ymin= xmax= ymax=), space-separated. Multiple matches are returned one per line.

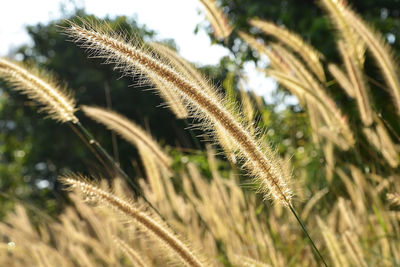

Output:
xmin=0 ymin=0 xmax=400 ymax=266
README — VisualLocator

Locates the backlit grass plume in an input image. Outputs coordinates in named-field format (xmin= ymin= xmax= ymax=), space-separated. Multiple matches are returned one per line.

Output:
xmin=61 ymin=174 xmax=204 ymax=267
xmin=249 ymin=19 xmax=325 ymax=82
xmin=0 ymin=58 xmax=78 ymax=123
xmin=267 ymin=44 xmax=354 ymax=149
xmin=198 ymin=0 xmax=232 ymax=40
xmin=64 ymin=19 xmax=293 ymax=206
xmin=82 ymin=106 xmax=172 ymax=170
xmin=338 ymin=41 xmax=373 ymax=126
xmin=320 ymin=0 xmax=366 ymax=66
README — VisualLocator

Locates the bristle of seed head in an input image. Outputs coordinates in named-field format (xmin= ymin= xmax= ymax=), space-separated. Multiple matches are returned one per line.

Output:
xmin=0 ymin=58 xmax=78 ymax=123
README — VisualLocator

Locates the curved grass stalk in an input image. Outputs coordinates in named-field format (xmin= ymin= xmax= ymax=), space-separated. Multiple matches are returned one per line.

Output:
xmin=0 ymin=58 xmax=162 ymax=216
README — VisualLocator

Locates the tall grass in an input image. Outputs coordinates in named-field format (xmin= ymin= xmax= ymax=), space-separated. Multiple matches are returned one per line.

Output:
xmin=0 ymin=0 xmax=400 ymax=266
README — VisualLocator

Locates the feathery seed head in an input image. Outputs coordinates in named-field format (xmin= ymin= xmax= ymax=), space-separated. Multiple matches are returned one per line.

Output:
xmin=65 ymin=18 xmax=293 ymax=206
xmin=0 ymin=58 xmax=78 ymax=123
xmin=61 ymin=173 xmax=205 ymax=267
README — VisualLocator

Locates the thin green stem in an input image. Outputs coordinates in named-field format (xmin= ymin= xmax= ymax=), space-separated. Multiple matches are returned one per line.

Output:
xmin=289 ymin=204 xmax=328 ymax=267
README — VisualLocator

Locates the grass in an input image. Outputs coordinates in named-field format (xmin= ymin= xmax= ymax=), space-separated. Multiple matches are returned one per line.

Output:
xmin=0 ymin=0 xmax=399 ymax=266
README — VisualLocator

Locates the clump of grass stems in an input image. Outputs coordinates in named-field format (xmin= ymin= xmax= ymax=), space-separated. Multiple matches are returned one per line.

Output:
xmin=63 ymin=18 xmax=329 ymax=266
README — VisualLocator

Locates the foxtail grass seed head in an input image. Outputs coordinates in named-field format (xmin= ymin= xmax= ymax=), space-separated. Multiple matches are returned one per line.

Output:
xmin=65 ymin=19 xmax=293 ymax=206
xmin=0 ymin=58 xmax=78 ymax=123
xmin=61 ymin=174 xmax=205 ymax=267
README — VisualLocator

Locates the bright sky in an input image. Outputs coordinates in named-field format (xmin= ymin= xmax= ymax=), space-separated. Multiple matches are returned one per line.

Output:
xmin=0 ymin=0 xmax=286 ymax=103
xmin=0 ymin=0 xmax=229 ymax=65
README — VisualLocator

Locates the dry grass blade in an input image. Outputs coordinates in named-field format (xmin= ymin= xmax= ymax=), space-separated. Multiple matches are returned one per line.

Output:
xmin=61 ymin=174 xmax=204 ymax=267
xmin=82 ymin=106 xmax=172 ymax=170
xmin=65 ymin=19 xmax=293 ymax=206
xmin=250 ymin=19 xmax=325 ymax=81
xmin=0 ymin=58 xmax=78 ymax=123
xmin=343 ymin=4 xmax=400 ymax=116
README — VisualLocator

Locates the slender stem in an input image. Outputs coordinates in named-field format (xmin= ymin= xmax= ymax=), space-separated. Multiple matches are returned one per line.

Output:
xmin=378 ymin=113 xmax=400 ymax=143
xmin=69 ymin=121 xmax=163 ymax=218
xmin=289 ymin=204 xmax=328 ymax=267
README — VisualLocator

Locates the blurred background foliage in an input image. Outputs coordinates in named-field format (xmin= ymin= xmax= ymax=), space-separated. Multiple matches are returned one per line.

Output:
xmin=0 ymin=0 xmax=399 ymax=218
